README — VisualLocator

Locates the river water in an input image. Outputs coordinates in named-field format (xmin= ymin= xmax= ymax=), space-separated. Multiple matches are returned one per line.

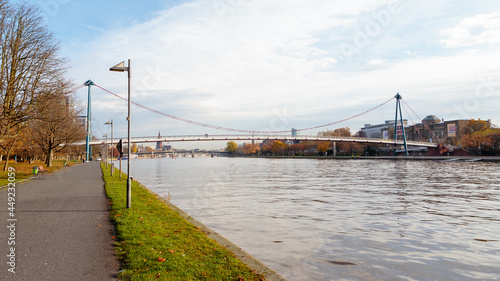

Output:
xmin=127 ymin=157 xmax=500 ymax=281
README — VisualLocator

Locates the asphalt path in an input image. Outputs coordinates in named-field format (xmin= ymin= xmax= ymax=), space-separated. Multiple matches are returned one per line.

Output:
xmin=0 ymin=162 xmax=118 ymax=281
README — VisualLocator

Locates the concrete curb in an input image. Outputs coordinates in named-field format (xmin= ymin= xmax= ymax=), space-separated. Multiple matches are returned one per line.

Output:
xmin=133 ymin=180 xmax=287 ymax=281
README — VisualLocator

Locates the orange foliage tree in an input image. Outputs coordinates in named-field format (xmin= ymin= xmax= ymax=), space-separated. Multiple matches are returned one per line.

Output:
xmin=318 ymin=127 xmax=352 ymax=154
xmin=262 ymin=140 xmax=288 ymax=155
xmin=287 ymin=143 xmax=306 ymax=155
xmin=242 ymin=143 xmax=260 ymax=155
xmin=461 ymin=127 xmax=500 ymax=155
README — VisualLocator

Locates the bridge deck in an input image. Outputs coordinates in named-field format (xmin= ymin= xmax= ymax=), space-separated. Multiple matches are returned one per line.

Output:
xmin=78 ymin=134 xmax=437 ymax=148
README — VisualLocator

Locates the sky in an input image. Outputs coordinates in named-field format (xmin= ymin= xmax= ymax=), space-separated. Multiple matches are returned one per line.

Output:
xmin=28 ymin=0 xmax=500 ymax=149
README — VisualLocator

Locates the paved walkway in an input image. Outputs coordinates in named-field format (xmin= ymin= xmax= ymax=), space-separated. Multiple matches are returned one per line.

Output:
xmin=0 ymin=162 xmax=118 ymax=281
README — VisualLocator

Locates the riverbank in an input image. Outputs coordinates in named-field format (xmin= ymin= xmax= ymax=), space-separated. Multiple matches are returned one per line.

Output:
xmin=229 ymin=155 xmax=500 ymax=162
xmin=100 ymin=163 xmax=285 ymax=280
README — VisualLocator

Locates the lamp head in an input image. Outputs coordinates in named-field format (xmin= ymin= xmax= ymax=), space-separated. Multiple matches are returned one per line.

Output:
xmin=109 ymin=61 xmax=128 ymax=72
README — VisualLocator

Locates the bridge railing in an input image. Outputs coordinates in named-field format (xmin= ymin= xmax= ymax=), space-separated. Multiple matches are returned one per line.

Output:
xmin=80 ymin=134 xmax=436 ymax=147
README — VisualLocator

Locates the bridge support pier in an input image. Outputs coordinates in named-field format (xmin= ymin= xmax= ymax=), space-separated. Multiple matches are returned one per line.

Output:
xmin=332 ymin=141 xmax=336 ymax=157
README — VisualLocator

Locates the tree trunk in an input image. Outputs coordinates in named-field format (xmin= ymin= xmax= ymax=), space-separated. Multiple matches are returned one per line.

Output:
xmin=46 ymin=148 xmax=54 ymax=167
xmin=3 ymin=145 xmax=13 ymax=171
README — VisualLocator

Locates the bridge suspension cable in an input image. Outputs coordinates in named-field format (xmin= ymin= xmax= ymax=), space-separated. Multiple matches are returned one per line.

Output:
xmin=69 ymin=84 xmax=86 ymax=94
xmin=401 ymin=99 xmax=435 ymax=135
xmin=93 ymin=84 xmax=395 ymax=134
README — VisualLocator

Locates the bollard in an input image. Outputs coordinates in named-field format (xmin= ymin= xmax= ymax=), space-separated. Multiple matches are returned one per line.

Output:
xmin=33 ymin=166 xmax=38 ymax=177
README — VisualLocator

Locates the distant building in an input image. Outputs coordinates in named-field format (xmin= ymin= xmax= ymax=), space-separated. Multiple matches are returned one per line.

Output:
xmin=360 ymin=120 xmax=408 ymax=139
xmin=291 ymin=128 xmax=300 ymax=144
xmin=405 ymin=115 xmax=491 ymax=145
xmin=156 ymin=132 xmax=162 ymax=150
xmin=76 ymin=115 xmax=87 ymax=129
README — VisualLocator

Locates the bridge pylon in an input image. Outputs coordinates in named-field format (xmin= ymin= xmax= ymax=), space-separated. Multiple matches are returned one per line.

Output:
xmin=393 ymin=93 xmax=408 ymax=156
xmin=83 ymin=80 xmax=94 ymax=161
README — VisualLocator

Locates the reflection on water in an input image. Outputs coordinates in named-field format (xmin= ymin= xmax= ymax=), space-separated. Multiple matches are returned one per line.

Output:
xmin=129 ymin=157 xmax=500 ymax=281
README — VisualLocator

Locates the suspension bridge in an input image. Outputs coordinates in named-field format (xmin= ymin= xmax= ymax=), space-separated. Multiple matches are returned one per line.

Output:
xmin=80 ymin=134 xmax=436 ymax=148
xmin=74 ymin=81 xmax=437 ymax=157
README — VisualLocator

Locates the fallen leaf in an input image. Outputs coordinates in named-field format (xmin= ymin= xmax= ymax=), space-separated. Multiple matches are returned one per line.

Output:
xmin=169 ymin=250 xmax=175 ymax=253
xmin=112 ymin=236 xmax=116 ymax=239
xmin=97 ymin=225 xmax=102 ymax=227
xmin=156 ymin=273 xmax=161 ymax=278
xmin=157 ymin=257 xmax=166 ymax=262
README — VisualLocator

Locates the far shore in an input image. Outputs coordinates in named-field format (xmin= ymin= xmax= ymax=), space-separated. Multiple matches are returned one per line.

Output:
xmin=223 ymin=155 xmax=500 ymax=162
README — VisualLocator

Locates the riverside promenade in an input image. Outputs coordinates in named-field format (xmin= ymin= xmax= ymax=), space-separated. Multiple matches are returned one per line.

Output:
xmin=0 ymin=162 xmax=118 ymax=281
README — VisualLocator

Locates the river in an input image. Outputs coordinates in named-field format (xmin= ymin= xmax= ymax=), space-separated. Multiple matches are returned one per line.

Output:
xmin=126 ymin=157 xmax=500 ymax=281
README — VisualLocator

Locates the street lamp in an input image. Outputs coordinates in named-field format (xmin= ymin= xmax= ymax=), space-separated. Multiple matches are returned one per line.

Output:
xmin=105 ymin=120 xmax=114 ymax=176
xmin=110 ymin=60 xmax=132 ymax=209
xmin=103 ymin=134 xmax=108 ymax=168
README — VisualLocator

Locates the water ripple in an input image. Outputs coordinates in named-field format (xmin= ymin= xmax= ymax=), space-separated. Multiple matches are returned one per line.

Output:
xmin=130 ymin=157 xmax=500 ymax=281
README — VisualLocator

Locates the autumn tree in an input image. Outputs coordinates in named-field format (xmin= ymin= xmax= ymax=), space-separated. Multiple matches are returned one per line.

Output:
xmin=242 ymin=143 xmax=260 ymax=155
xmin=266 ymin=140 xmax=287 ymax=155
xmin=226 ymin=141 xmax=237 ymax=154
xmin=287 ymin=143 xmax=306 ymax=155
xmin=29 ymin=85 xmax=85 ymax=167
xmin=461 ymin=127 xmax=500 ymax=155
xmin=318 ymin=127 xmax=352 ymax=154
xmin=12 ymin=126 xmax=41 ymax=163
xmin=459 ymin=119 xmax=499 ymax=155
xmin=300 ymin=141 xmax=317 ymax=153
xmin=462 ymin=119 xmax=490 ymax=135
xmin=317 ymin=141 xmax=329 ymax=154
xmin=1 ymin=1 xmax=68 ymax=169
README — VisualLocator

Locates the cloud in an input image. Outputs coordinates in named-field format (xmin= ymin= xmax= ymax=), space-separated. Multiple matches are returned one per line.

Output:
xmin=440 ymin=12 xmax=500 ymax=48
xmin=67 ymin=0 xmax=500 ymax=145
xmin=73 ymin=1 xmax=392 ymax=119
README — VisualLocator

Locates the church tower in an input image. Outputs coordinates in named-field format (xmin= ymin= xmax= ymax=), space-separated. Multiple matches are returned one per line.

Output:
xmin=156 ymin=131 xmax=162 ymax=150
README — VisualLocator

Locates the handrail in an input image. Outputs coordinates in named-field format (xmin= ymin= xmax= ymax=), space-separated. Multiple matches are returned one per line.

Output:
xmin=76 ymin=134 xmax=437 ymax=147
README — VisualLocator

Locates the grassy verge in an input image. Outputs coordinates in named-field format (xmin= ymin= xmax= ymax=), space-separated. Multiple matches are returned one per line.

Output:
xmin=0 ymin=159 xmax=75 ymax=187
xmin=100 ymin=163 xmax=264 ymax=281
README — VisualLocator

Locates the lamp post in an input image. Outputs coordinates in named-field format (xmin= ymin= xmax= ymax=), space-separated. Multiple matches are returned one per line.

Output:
xmin=105 ymin=120 xmax=114 ymax=176
xmin=103 ymin=134 xmax=108 ymax=168
xmin=110 ymin=60 xmax=132 ymax=209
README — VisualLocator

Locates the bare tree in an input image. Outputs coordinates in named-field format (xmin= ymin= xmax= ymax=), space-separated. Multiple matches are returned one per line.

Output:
xmin=0 ymin=1 xmax=66 ymax=169
xmin=30 ymin=82 xmax=85 ymax=167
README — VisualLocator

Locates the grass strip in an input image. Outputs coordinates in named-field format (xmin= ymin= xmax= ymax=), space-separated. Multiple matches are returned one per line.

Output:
xmin=0 ymin=159 xmax=74 ymax=187
xmin=101 ymin=163 xmax=265 ymax=281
